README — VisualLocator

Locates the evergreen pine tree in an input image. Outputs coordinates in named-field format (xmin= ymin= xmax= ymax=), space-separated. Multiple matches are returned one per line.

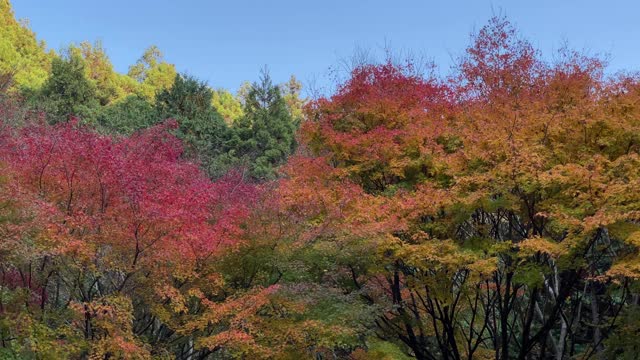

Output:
xmin=232 ymin=69 xmax=297 ymax=179
xmin=155 ymin=73 xmax=229 ymax=174
xmin=37 ymin=53 xmax=99 ymax=124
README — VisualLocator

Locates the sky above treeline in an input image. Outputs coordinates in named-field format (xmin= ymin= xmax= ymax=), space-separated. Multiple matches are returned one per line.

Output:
xmin=11 ymin=0 xmax=638 ymax=95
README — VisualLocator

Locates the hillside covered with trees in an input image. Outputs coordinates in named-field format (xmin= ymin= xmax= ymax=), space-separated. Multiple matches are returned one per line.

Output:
xmin=2 ymin=1 xmax=640 ymax=359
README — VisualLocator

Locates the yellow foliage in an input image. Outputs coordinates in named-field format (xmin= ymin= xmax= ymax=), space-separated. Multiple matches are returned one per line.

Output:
xmin=518 ymin=236 xmax=568 ymax=258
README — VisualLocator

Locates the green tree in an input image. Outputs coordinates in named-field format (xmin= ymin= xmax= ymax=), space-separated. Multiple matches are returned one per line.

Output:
xmin=212 ymin=88 xmax=243 ymax=124
xmin=155 ymin=73 xmax=229 ymax=175
xmin=36 ymin=52 xmax=99 ymax=124
xmin=0 ymin=0 xmax=52 ymax=91
xmin=280 ymin=75 xmax=306 ymax=122
xmin=128 ymin=45 xmax=176 ymax=100
xmin=237 ymin=81 xmax=252 ymax=105
xmin=72 ymin=41 xmax=134 ymax=105
xmin=97 ymin=95 xmax=157 ymax=135
xmin=231 ymin=70 xmax=297 ymax=179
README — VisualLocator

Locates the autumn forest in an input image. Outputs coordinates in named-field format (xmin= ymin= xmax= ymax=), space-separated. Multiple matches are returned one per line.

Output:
xmin=2 ymin=1 xmax=640 ymax=359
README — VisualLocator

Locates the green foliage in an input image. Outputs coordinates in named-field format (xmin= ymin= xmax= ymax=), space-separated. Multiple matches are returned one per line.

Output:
xmin=34 ymin=52 xmax=99 ymax=124
xmin=359 ymin=339 xmax=414 ymax=360
xmin=71 ymin=41 xmax=131 ymax=105
xmin=605 ymin=304 xmax=640 ymax=359
xmin=97 ymin=94 xmax=157 ymax=134
xmin=236 ymin=81 xmax=252 ymax=104
xmin=435 ymin=134 xmax=463 ymax=154
xmin=230 ymin=70 xmax=297 ymax=179
xmin=156 ymin=73 xmax=214 ymax=121
xmin=212 ymin=88 xmax=244 ymax=124
xmin=128 ymin=45 xmax=176 ymax=100
xmin=0 ymin=0 xmax=52 ymax=91
xmin=0 ymin=313 xmax=86 ymax=359
xmin=280 ymin=75 xmax=306 ymax=122
xmin=155 ymin=73 xmax=229 ymax=174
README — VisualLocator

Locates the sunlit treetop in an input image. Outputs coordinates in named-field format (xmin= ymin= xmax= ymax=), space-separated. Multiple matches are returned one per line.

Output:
xmin=128 ymin=45 xmax=177 ymax=100
xmin=0 ymin=0 xmax=53 ymax=91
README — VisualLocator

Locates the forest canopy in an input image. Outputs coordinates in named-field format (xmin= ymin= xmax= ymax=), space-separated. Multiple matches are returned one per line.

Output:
xmin=1 ymin=1 xmax=640 ymax=359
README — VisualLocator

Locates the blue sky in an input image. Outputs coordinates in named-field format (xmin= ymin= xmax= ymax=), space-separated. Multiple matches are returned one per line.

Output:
xmin=11 ymin=0 xmax=639 ymax=95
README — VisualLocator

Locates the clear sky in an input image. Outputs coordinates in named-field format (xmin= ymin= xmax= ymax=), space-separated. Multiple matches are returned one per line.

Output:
xmin=10 ymin=0 xmax=639 ymax=95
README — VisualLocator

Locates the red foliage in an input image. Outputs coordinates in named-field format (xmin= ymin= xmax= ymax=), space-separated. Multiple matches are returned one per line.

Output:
xmin=302 ymin=61 xmax=450 ymax=195
xmin=0 ymin=119 xmax=256 ymax=280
